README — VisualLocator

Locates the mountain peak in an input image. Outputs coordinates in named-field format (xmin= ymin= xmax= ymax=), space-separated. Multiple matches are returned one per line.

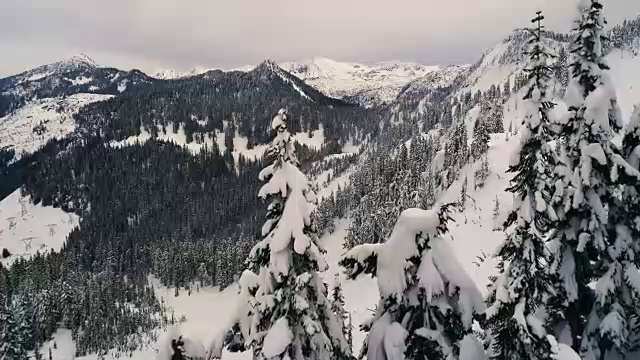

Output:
xmin=63 ymin=54 xmax=98 ymax=70
xmin=257 ymin=59 xmax=280 ymax=70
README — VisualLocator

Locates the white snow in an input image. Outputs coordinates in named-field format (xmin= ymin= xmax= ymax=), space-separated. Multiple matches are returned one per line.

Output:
xmin=110 ymin=123 xmax=329 ymax=168
xmin=26 ymin=71 xmax=52 ymax=82
xmin=117 ymin=81 xmax=128 ymax=92
xmin=0 ymin=189 xmax=79 ymax=267
xmin=0 ymin=93 xmax=113 ymax=158
xmin=68 ymin=76 xmax=93 ymax=85
xmin=555 ymin=343 xmax=581 ymax=360
xmin=375 ymin=208 xmax=441 ymax=298
xmin=292 ymin=125 xmax=325 ymax=149
xmin=262 ymin=317 xmax=293 ymax=357
xmin=608 ymin=49 xmax=640 ymax=120
xmin=36 ymin=329 xmax=76 ymax=360
xmin=459 ymin=334 xmax=487 ymax=360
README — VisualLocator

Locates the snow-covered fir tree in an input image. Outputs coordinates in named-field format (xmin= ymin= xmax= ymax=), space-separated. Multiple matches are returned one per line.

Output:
xmin=340 ymin=205 xmax=486 ymax=360
xmin=549 ymin=1 xmax=640 ymax=357
xmin=492 ymin=196 xmax=501 ymax=231
xmin=483 ymin=11 xmax=560 ymax=360
xmin=331 ymin=275 xmax=352 ymax=352
xmin=598 ymin=100 xmax=640 ymax=359
xmin=475 ymin=154 xmax=490 ymax=190
xmin=210 ymin=109 xmax=352 ymax=360
xmin=460 ymin=176 xmax=468 ymax=212
xmin=471 ymin=119 xmax=490 ymax=160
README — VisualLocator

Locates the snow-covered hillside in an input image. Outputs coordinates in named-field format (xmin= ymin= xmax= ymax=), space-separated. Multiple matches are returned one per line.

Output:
xmin=0 ymin=93 xmax=113 ymax=157
xmin=459 ymin=30 xmax=569 ymax=94
xmin=0 ymin=189 xmax=79 ymax=267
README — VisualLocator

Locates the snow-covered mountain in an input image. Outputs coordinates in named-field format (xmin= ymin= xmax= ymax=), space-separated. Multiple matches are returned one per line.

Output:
xmin=0 ymin=54 xmax=154 ymax=118
xmin=0 ymin=54 xmax=98 ymax=89
xmin=151 ymin=67 xmax=211 ymax=80
xmin=149 ymin=58 xmax=443 ymax=107
xmin=279 ymin=58 xmax=441 ymax=107
xmin=397 ymin=64 xmax=470 ymax=100
xmin=0 ymin=93 xmax=113 ymax=157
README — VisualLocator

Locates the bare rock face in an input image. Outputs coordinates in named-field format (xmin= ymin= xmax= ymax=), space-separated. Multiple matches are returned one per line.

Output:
xmin=1 ymin=248 xmax=10 ymax=258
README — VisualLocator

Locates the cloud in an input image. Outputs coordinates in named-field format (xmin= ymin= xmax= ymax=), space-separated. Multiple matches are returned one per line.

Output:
xmin=1 ymin=0 xmax=639 ymax=76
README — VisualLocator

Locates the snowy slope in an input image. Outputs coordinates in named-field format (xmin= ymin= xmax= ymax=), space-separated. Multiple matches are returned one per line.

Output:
xmin=0 ymin=93 xmax=113 ymax=157
xmin=0 ymin=189 xmax=79 ymax=267
xmin=397 ymin=65 xmax=470 ymax=100
xmin=607 ymin=48 xmax=640 ymax=120
xmin=460 ymin=30 xmax=569 ymax=94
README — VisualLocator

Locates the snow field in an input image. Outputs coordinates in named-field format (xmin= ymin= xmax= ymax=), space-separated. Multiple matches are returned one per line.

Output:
xmin=0 ymin=189 xmax=79 ymax=267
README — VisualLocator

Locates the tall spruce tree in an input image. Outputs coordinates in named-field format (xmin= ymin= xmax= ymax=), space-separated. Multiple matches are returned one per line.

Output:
xmin=330 ymin=274 xmax=352 ymax=356
xmin=471 ymin=119 xmax=490 ymax=160
xmin=340 ymin=205 xmax=486 ymax=360
xmin=460 ymin=176 xmax=468 ymax=212
xmin=217 ymin=109 xmax=352 ymax=360
xmin=483 ymin=11 xmax=559 ymax=360
xmin=594 ymin=101 xmax=640 ymax=359
xmin=549 ymin=1 xmax=640 ymax=357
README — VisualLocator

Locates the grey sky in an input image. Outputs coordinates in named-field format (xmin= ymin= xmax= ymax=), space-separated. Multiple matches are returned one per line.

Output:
xmin=1 ymin=0 xmax=639 ymax=77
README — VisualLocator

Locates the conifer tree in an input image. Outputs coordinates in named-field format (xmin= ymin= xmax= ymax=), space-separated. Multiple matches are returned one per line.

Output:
xmin=460 ymin=176 xmax=468 ymax=211
xmin=484 ymin=11 xmax=560 ymax=360
xmin=340 ymin=205 xmax=486 ymax=360
xmin=212 ymin=109 xmax=353 ymax=360
xmin=471 ymin=119 xmax=490 ymax=160
xmin=475 ymin=154 xmax=490 ymax=190
xmin=556 ymin=47 xmax=570 ymax=88
xmin=549 ymin=1 xmax=640 ymax=357
xmin=331 ymin=274 xmax=352 ymax=357
xmin=492 ymin=196 xmax=500 ymax=231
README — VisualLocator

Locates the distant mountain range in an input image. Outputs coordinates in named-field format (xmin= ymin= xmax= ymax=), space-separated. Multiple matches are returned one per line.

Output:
xmin=151 ymin=58 xmax=445 ymax=107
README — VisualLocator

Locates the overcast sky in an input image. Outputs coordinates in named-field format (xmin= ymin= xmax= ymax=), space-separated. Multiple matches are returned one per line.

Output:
xmin=1 ymin=0 xmax=639 ymax=77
